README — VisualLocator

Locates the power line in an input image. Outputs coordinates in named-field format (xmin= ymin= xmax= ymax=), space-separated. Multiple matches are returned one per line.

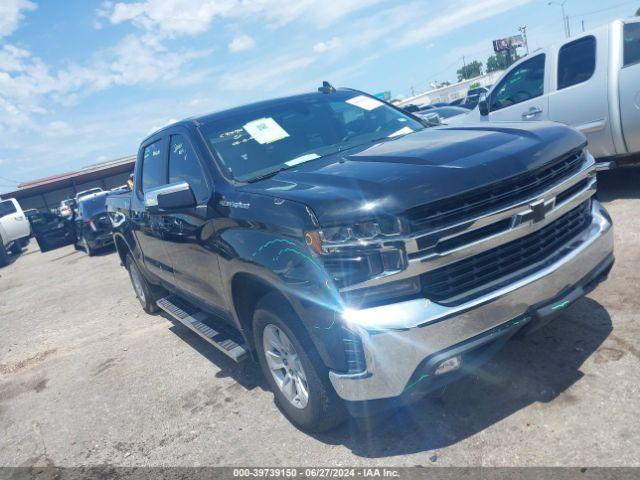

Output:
xmin=0 ymin=175 xmax=20 ymax=184
xmin=570 ymin=0 xmax=637 ymax=18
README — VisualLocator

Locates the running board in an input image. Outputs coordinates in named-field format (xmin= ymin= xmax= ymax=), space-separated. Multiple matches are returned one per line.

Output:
xmin=157 ymin=295 xmax=248 ymax=362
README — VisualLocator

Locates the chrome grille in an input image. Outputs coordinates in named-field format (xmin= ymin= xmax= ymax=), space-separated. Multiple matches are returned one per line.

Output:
xmin=420 ymin=201 xmax=592 ymax=304
xmin=406 ymin=148 xmax=585 ymax=232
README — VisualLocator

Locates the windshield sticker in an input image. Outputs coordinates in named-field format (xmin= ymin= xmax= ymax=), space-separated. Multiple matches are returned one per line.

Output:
xmin=346 ymin=95 xmax=383 ymax=111
xmin=243 ymin=117 xmax=290 ymax=145
xmin=285 ymin=153 xmax=320 ymax=167
xmin=388 ymin=126 xmax=414 ymax=137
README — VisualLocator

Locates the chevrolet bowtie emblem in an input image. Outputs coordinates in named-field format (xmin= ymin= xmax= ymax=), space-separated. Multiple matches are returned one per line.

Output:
xmin=513 ymin=197 xmax=556 ymax=226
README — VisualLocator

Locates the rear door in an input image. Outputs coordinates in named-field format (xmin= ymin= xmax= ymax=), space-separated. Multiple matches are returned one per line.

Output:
xmin=619 ymin=20 xmax=640 ymax=154
xmin=548 ymin=33 xmax=615 ymax=158
xmin=486 ymin=53 xmax=549 ymax=122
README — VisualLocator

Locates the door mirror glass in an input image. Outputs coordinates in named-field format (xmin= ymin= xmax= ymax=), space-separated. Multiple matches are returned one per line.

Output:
xmin=478 ymin=93 xmax=490 ymax=116
xmin=145 ymin=182 xmax=196 ymax=212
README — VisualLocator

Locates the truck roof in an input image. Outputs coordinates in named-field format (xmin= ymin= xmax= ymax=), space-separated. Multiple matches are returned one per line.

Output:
xmin=142 ymin=88 xmax=360 ymax=143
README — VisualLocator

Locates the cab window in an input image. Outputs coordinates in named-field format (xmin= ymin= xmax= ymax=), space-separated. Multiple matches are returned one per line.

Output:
xmin=557 ymin=36 xmax=596 ymax=89
xmin=624 ymin=22 xmax=640 ymax=67
xmin=0 ymin=200 xmax=17 ymax=217
xmin=169 ymin=134 xmax=208 ymax=203
xmin=490 ymin=54 xmax=545 ymax=111
xmin=140 ymin=140 xmax=165 ymax=192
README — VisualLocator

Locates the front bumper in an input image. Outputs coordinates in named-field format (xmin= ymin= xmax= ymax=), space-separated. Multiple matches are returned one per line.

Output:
xmin=329 ymin=200 xmax=614 ymax=402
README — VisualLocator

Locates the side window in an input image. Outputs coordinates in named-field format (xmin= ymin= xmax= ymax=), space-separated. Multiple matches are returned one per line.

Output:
xmin=169 ymin=134 xmax=208 ymax=203
xmin=558 ymin=36 xmax=596 ymax=89
xmin=141 ymin=140 xmax=164 ymax=192
xmin=490 ymin=54 xmax=545 ymax=112
xmin=0 ymin=200 xmax=17 ymax=217
xmin=624 ymin=22 xmax=640 ymax=67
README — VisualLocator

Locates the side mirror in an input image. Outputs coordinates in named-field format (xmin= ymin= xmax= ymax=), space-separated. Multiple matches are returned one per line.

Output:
xmin=478 ymin=93 xmax=490 ymax=116
xmin=145 ymin=182 xmax=196 ymax=212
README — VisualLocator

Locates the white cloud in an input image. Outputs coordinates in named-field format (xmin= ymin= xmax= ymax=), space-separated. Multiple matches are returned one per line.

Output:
xmin=0 ymin=0 xmax=36 ymax=39
xmin=393 ymin=0 xmax=534 ymax=48
xmin=313 ymin=37 xmax=342 ymax=53
xmin=45 ymin=120 xmax=74 ymax=136
xmin=219 ymin=55 xmax=315 ymax=91
xmin=98 ymin=0 xmax=383 ymax=37
xmin=228 ymin=34 xmax=255 ymax=53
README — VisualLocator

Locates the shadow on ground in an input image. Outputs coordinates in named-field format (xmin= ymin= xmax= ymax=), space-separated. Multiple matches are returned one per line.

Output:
xmin=310 ymin=297 xmax=612 ymax=458
xmin=161 ymin=312 xmax=266 ymax=391
xmin=597 ymin=169 xmax=640 ymax=202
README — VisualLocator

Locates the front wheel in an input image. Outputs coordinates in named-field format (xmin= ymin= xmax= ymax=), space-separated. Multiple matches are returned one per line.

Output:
xmin=253 ymin=293 xmax=346 ymax=432
xmin=125 ymin=254 xmax=162 ymax=314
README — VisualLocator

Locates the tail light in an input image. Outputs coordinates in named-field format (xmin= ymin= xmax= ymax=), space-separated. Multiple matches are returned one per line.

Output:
xmin=87 ymin=219 xmax=97 ymax=231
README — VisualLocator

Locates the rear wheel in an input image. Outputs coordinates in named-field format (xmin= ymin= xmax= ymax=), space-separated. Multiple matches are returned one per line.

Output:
xmin=0 ymin=240 xmax=9 ymax=267
xmin=253 ymin=293 xmax=346 ymax=432
xmin=9 ymin=241 xmax=22 ymax=255
xmin=82 ymin=238 xmax=94 ymax=256
xmin=125 ymin=254 xmax=163 ymax=314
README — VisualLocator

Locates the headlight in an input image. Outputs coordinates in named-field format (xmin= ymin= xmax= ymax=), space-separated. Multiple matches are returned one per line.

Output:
xmin=305 ymin=217 xmax=404 ymax=253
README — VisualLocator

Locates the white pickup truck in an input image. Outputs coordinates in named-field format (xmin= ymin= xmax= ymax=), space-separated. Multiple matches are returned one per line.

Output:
xmin=468 ymin=18 xmax=640 ymax=167
xmin=0 ymin=198 xmax=31 ymax=266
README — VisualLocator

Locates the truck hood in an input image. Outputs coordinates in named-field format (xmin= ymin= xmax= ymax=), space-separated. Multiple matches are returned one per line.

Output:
xmin=239 ymin=121 xmax=586 ymax=226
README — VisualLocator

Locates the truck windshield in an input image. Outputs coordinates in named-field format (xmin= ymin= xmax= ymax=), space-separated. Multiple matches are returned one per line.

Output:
xmin=200 ymin=91 xmax=425 ymax=182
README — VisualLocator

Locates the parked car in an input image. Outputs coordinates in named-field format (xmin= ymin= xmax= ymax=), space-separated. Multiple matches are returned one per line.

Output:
xmin=59 ymin=198 xmax=75 ymax=218
xmin=0 ymin=198 xmax=31 ymax=266
xmin=74 ymin=192 xmax=113 ymax=256
xmin=30 ymin=211 xmax=76 ymax=252
xmin=462 ymin=86 xmax=489 ymax=109
xmin=416 ymin=106 xmax=470 ymax=124
xmin=75 ymin=187 xmax=103 ymax=203
xmin=107 ymin=87 xmax=613 ymax=432
xmin=468 ymin=18 xmax=640 ymax=167
xmin=401 ymin=103 xmax=422 ymax=113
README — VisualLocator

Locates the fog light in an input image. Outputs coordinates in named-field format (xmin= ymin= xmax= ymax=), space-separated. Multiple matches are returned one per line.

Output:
xmin=434 ymin=355 xmax=461 ymax=375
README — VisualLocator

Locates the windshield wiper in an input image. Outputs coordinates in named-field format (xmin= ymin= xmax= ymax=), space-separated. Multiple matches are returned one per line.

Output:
xmin=245 ymin=165 xmax=292 ymax=183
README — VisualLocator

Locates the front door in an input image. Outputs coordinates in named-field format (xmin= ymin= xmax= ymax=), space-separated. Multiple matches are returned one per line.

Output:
xmin=486 ymin=53 xmax=549 ymax=123
xmin=158 ymin=132 xmax=227 ymax=314
xmin=134 ymin=137 xmax=175 ymax=283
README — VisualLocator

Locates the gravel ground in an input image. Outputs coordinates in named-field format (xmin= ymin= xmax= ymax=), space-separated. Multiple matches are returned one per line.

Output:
xmin=0 ymin=169 xmax=639 ymax=467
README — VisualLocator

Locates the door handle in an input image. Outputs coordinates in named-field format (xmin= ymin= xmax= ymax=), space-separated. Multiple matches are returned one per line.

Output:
xmin=522 ymin=107 xmax=542 ymax=119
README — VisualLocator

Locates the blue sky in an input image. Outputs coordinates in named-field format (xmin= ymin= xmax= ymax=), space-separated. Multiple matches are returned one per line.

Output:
xmin=0 ymin=0 xmax=637 ymax=192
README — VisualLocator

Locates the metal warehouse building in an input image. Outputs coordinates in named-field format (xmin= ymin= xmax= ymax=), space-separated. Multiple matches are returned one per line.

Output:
xmin=1 ymin=155 xmax=135 ymax=212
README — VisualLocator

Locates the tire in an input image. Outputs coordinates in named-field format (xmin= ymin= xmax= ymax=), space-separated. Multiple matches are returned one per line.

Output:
xmin=9 ymin=241 xmax=22 ymax=255
xmin=253 ymin=293 xmax=346 ymax=432
xmin=125 ymin=254 xmax=163 ymax=314
xmin=0 ymin=240 xmax=9 ymax=267
xmin=19 ymin=237 xmax=29 ymax=248
xmin=82 ymin=238 xmax=94 ymax=256
xmin=37 ymin=238 xmax=49 ymax=253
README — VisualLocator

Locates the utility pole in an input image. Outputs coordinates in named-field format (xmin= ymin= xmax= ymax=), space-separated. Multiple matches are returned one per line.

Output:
xmin=518 ymin=25 xmax=529 ymax=55
xmin=581 ymin=20 xmax=585 ymax=32
xmin=548 ymin=0 xmax=570 ymax=38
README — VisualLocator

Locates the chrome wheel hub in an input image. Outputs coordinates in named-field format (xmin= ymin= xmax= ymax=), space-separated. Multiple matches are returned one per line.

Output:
xmin=130 ymin=266 xmax=146 ymax=304
xmin=263 ymin=324 xmax=309 ymax=409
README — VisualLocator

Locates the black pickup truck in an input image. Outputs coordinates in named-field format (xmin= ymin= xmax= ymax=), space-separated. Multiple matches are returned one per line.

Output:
xmin=107 ymin=87 xmax=614 ymax=431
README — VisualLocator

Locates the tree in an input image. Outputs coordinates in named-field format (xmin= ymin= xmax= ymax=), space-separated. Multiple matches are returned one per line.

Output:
xmin=456 ymin=60 xmax=483 ymax=81
xmin=486 ymin=52 xmax=511 ymax=72
xmin=636 ymin=7 xmax=640 ymax=15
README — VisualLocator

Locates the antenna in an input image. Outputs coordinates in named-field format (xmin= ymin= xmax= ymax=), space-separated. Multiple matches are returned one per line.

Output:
xmin=318 ymin=81 xmax=336 ymax=94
